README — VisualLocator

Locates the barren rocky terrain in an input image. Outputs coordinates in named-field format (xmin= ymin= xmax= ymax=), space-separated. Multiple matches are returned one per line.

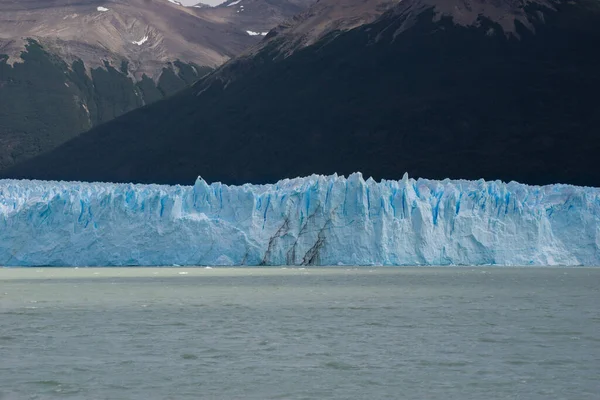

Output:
xmin=0 ymin=0 xmax=314 ymax=170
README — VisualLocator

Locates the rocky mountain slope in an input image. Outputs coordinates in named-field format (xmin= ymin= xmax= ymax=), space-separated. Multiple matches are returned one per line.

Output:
xmin=5 ymin=0 xmax=600 ymax=187
xmin=199 ymin=0 xmax=313 ymax=37
xmin=0 ymin=0 xmax=313 ymax=170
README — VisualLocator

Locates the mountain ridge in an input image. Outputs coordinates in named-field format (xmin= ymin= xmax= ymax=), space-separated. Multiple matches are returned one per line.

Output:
xmin=5 ymin=0 xmax=600 ymax=186
xmin=0 ymin=0 xmax=315 ymax=171
xmin=0 ymin=0 xmax=279 ymax=78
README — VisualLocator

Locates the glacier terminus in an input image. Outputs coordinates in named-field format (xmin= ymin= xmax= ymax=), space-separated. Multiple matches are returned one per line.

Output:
xmin=1 ymin=173 xmax=599 ymax=266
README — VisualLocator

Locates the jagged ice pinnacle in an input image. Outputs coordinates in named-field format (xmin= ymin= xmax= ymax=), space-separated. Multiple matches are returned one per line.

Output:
xmin=1 ymin=173 xmax=599 ymax=266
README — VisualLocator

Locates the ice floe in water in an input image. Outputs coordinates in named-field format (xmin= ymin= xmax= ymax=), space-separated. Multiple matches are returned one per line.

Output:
xmin=1 ymin=173 xmax=599 ymax=266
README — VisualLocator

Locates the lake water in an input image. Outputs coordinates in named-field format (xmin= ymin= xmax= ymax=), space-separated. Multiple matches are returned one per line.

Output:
xmin=1 ymin=267 xmax=599 ymax=399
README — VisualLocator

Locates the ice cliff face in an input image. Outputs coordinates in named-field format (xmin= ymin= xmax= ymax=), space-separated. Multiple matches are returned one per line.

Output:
xmin=1 ymin=173 xmax=599 ymax=266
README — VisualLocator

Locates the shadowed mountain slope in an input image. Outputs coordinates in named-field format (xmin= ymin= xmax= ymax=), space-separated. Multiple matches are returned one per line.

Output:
xmin=5 ymin=0 xmax=600 ymax=186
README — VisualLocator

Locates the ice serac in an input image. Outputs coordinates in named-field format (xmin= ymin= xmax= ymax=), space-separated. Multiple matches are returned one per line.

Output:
xmin=1 ymin=173 xmax=599 ymax=266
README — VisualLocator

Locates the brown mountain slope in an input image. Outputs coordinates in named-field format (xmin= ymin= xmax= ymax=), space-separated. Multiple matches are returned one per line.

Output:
xmin=0 ymin=0 xmax=315 ymax=170
xmin=0 ymin=0 xmax=278 ymax=78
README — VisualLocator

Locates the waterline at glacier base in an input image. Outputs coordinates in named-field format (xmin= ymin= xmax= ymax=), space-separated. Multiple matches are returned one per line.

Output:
xmin=1 ymin=173 xmax=599 ymax=267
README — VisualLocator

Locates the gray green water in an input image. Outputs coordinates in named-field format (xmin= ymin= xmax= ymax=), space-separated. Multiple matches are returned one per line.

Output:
xmin=0 ymin=267 xmax=599 ymax=400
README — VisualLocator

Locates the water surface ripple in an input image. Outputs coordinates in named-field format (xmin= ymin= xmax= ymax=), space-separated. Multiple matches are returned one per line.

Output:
xmin=0 ymin=267 xmax=599 ymax=399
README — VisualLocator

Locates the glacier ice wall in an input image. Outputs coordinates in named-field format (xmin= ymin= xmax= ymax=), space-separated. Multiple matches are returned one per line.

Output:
xmin=1 ymin=173 xmax=599 ymax=266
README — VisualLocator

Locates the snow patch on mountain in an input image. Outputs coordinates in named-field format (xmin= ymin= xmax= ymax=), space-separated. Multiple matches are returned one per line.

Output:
xmin=132 ymin=35 xmax=149 ymax=45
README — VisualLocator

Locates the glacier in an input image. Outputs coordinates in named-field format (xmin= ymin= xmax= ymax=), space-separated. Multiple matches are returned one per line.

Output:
xmin=1 ymin=173 xmax=599 ymax=266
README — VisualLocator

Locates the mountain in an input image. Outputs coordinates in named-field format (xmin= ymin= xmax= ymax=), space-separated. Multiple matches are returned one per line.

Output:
xmin=5 ymin=0 xmax=600 ymax=187
xmin=201 ymin=0 xmax=314 ymax=36
xmin=0 ymin=0 xmax=314 ymax=170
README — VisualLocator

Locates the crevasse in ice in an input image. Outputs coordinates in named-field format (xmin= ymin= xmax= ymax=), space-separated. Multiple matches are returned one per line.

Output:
xmin=1 ymin=173 xmax=599 ymax=266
